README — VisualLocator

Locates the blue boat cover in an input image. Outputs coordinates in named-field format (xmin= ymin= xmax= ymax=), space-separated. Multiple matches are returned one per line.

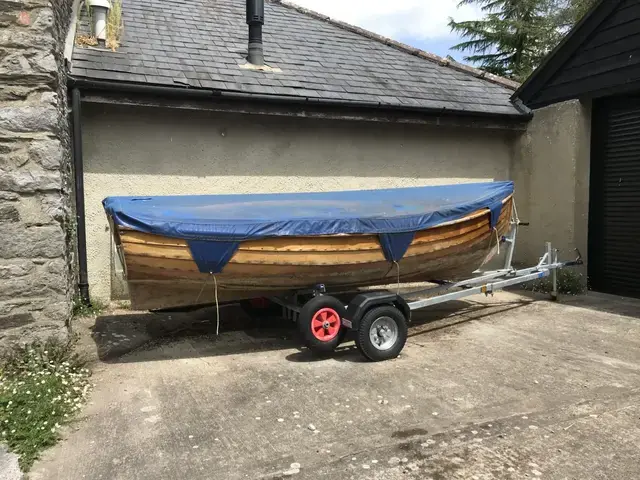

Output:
xmin=104 ymin=181 xmax=513 ymax=273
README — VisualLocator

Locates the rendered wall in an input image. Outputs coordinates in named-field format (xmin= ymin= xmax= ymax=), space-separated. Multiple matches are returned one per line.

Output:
xmin=513 ymin=99 xmax=591 ymax=273
xmin=81 ymin=103 xmax=516 ymax=302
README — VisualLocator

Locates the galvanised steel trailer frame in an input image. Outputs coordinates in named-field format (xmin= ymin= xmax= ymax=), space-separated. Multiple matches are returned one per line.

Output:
xmin=270 ymin=205 xmax=583 ymax=361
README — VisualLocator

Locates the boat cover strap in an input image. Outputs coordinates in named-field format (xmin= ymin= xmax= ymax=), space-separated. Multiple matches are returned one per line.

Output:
xmin=379 ymin=232 xmax=416 ymax=263
xmin=103 ymin=181 xmax=514 ymax=273
xmin=188 ymin=240 xmax=239 ymax=274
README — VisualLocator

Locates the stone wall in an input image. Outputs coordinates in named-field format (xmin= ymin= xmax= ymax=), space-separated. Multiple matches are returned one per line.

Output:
xmin=0 ymin=0 xmax=73 ymax=347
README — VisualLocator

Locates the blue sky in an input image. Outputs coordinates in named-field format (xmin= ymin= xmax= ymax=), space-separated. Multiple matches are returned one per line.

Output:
xmin=289 ymin=0 xmax=484 ymax=62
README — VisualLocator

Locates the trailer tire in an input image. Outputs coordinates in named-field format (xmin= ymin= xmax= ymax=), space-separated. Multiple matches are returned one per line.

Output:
xmin=355 ymin=305 xmax=407 ymax=362
xmin=299 ymin=295 xmax=347 ymax=354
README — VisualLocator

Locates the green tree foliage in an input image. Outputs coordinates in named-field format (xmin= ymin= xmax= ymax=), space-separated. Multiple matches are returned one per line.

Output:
xmin=449 ymin=0 xmax=598 ymax=80
xmin=554 ymin=0 xmax=598 ymax=29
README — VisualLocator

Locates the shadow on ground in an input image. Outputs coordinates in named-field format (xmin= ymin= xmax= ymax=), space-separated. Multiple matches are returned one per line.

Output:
xmin=91 ymin=304 xmax=297 ymax=363
xmin=90 ymin=297 xmax=534 ymax=365
xmin=406 ymin=298 xmax=532 ymax=339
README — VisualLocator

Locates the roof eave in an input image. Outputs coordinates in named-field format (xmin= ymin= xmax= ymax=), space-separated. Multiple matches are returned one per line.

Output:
xmin=68 ymin=75 xmax=531 ymax=122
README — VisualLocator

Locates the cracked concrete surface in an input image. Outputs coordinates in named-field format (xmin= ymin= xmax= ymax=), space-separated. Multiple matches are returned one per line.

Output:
xmin=0 ymin=444 xmax=22 ymax=480
xmin=29 ymin=292 xmax=640 ymax=480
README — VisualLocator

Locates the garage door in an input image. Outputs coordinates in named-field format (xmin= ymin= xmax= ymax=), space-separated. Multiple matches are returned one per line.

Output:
xmin=589 ymin=96 xmax=640 ymax=298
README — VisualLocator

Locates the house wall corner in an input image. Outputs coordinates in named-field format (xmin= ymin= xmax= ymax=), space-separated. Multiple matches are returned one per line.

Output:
xmin=0 ymin=0 xmax=75 ymax=349
xmin=513 ymin=99 xmax=591 ymax=279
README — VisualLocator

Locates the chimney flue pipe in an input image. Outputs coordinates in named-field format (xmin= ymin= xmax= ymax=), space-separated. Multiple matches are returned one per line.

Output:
xmin=246 ymin=0 xmax=265 ymax=66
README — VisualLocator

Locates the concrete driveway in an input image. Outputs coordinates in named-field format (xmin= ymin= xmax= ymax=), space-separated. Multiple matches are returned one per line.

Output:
xmin=30 ymin=292 xmax=640 ymax=480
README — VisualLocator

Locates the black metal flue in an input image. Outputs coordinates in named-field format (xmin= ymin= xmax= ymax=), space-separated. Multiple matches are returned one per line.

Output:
xmin=246 ymin=0 xmax=264 ymax=66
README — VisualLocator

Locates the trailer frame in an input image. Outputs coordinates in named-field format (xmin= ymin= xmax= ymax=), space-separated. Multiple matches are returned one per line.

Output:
xmin=269 ymin=206 xmax=583 ymax=361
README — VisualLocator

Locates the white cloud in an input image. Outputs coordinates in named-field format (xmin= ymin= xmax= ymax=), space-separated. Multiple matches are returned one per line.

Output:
xmin=288 ymin=0 xmax=483 ymax=41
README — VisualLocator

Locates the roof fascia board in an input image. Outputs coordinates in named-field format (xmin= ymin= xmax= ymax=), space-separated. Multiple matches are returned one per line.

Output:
xmin=78 ymin=89 xmax=530 ymax=131
xmin=69 ymin=76 xmax=531 ymax=123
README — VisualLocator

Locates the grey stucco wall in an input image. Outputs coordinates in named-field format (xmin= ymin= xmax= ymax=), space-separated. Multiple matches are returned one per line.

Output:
xmin=513 ymin=99 xmax=591 ymax=271
xmin=82 ymin=103 xmax=516 ymax=302
xmin=0 ymin=0 xmax=73 ymax=347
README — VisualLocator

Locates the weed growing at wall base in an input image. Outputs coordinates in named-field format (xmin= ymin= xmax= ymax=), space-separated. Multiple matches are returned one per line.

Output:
xmin=0 ymin=338 xmax=92 ymax=470
xmin=72 ymin=296 xmax=107 ymax=318
xmin=522 ymin=268 xmax=586 ymax=296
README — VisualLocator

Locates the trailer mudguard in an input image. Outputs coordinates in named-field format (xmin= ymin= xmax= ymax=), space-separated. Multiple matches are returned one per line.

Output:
xmin=344 ymin=291 xmax=410 ymax=330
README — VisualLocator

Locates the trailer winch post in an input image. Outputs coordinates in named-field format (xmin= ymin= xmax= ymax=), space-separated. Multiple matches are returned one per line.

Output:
xmin=549 ymin=242 xmax=558 ymax=301
xmin=502 ymin=206 xmax=518 ymax=271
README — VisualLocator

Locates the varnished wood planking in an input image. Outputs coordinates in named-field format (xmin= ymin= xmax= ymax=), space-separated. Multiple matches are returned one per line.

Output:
xmin=120 ymin=212 xmax=493 ymax=253
xmin=120 ymin=215 xmax=501 ymax=267
xmin=123 ymin=208 xmax=508 ymax=284
xmin=112 ymin=197 xmax=513 ymax=309
xmin=125 ymin=228 xmax=496 ymax=284
xmin=120 ymin=201 xmax=509 ymax=272
xmin=126 ymin=245 xmax=495 ymax=310
xmin=125 ymin=239 xmax=489 ymax=297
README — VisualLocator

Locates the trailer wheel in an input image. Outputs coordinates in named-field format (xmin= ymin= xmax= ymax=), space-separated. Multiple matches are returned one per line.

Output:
xmin=299 ymin=295 xmax=347 ymax=354
xmin=355 ymin=305 xmax=407 ymax=362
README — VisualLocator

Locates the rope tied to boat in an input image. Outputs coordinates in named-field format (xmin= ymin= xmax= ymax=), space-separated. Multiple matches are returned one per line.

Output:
xmin=393 ymin=260 xmax=400 ymax=294
xmin=493 ymin=227 xmax=500 ymax=256
xmin=195 ymin=272 xmax=220 ymax=335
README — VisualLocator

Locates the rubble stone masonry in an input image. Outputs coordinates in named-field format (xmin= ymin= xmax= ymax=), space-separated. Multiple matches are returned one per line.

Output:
xmin=0 ymin=0 xmax=74 ymax=348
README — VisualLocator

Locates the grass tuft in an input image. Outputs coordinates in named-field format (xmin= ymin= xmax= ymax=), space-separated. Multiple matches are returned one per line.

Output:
xmin=72 ymin=296 xmax=107 ymax=318
xmin=0 ymin=338 xmax=92 ymax=471
xmin=114 ymin=300 xmax=131 ymax=310
xmin=106 ymin=0 xmax=123 ymax=51
xmin=75 ymin=0 xmax=123 ymax=51
xmin=75 ymin=33 xmax=98 ymax=47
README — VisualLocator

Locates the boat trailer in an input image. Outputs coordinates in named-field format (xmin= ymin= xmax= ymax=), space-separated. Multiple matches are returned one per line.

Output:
xmin=268 ymin=209 xmax=583 ymax=362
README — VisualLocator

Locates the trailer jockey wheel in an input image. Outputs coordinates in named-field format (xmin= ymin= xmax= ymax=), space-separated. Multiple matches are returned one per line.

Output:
xmin=299 ymin=295 xmax=347 ymax=354
xmin=355 ymin=305 xmax=408 ymax=362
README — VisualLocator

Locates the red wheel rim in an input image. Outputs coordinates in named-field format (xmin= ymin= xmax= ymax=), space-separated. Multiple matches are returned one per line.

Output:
xmin=310 ymin=308 xmax=341 ymax=341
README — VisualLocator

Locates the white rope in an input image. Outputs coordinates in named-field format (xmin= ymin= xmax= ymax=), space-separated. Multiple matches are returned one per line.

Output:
xmin=512 ymin=201 xmax=521 ymax=225
xmin=213 ymin=274 xmax=219 ymax=336
xmin=194 ymin=272 xmax=220 ymax=336
xmin=493 ymin=227 xmax=500 ymax=256
xmin=393 ymin=260 xmax=400 ymax=294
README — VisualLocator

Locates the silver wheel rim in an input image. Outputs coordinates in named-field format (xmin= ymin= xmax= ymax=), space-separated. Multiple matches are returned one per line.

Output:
xmin=369 ymin=316 xmax=399 ymax=351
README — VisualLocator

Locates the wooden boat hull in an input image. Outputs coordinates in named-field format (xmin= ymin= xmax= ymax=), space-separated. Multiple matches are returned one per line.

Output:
xmin=111 ymin=196 xmax=513 ymax=310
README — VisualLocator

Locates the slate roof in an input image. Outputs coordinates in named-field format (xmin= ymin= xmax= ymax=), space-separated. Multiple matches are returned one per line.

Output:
xmin=70 ymin=0 xmax=526 ymax=118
